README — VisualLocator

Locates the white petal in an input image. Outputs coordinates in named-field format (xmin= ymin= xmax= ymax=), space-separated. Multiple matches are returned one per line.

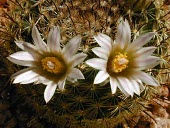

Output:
xmin=9 ymin=51 xmax=34 ymax=61
xmin=15 ymin=41 xmax=37 ymax=51
xmin=115 ymin=20 xmax=129 ymax=49
xmin=115 ymin=77 xmax=130 ymax=96
xmin=20 ymin=76 xmax=39 ymax=84
xmin=134 ymin=56 xmax=160 ymax=67
xmin=110 ymin=77 xmax=118 ymax=94
xmin=67 ymin=77 xmax=77 ymax=83
xmin=22 ymin=41 xmax=42 ymax=60
xmin=136 ymin=79 xmax=145 ymax=92
xmin=15 ymin=41 xmax=26 ymax=50
xmin=13 ymin=70 xmax=39 ymax=84
xmin=94 ymin=71 xmax=109 ymax=84
xmin=94 ymin=33 xmax=112 ymax=52
xmin=38 ymin=77 xmax=52 ymax=85
xmin=92 ymin=47 xmax=109 ymax=59
xmin=117 ymin=77 xmax=134 ymax=96
xmin=47 ymin=26 xmax=61 ymax=53
xmin=86 ymin=58 xmax=107 ymax=71
xmin=44 ymin=83 xmax=57 ymax=103
xmin=11 ymin=68 xmax=33 ymax=78
xmin=69 ymin=68 xmax=85 ymax=79
xmin=62 ymin=35 xmax=82 ymax=58
xmin=58 ymin=79 xmax=66 ymax=90
xmin=134 ymin=71 xmax=159 ymax=86
xmin=130 ymin=32 xmax=156 ymax=50
xmin=129 ymin=79 xmax=140 ymax=95
xmin=70 ymin=53 xmax=87 ymax=67
xmin=136 ymin=47 xmax=156 ymax=57
xmin=32 ymin=25 xmax=47 ymax=51
xmin=124 ymin=19 xmax=131 ymax=44
xmin=7 ymin=56 xmax=36 ymax=67
xmin=136 ymin=60 xmax=160 ymax=70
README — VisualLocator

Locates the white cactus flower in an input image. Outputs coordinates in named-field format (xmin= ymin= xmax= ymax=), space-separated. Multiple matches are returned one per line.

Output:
xmin=86 ymin=19 xmax=160 ymax=96
xmin=8 ymin=26 xmax=87 ymax=103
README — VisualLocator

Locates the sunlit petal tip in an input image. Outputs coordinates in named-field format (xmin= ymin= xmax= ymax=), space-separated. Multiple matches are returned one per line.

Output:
xmin=15 ymin=41 xmax=25 ymax=50
xmin=93 ymin=33 xmax=112 ymax=51
xmin=32 ymin=25 xmax=47 ymax=51
xmin=9 ymin=51 xmax=34 ymax=61
xmin=72 ymin=35 xmax=82 ymax=42
xmin=7 ymin=56 xmax=34 ymax=67
xmin=12 ymin=70 xmax=38 ymax=84
xmin=94 ymin=71 xmax=109 ymax=84
xmin=47 ymin=25 xmax=61 ymax=52
xmin=110 ymin=77 xmax=118 ymax=94
xmin=70 ymin=53 xmax=87 ymax=67
xmin=62 ymin=35 xmax=82 ymax=58
xmin=58 ymin=80 xmax=66 ymax=90
xmin=148 ymin=32 xmax=157 ymax=39
xmin=69 ymin=68 xmax=85 ymax=79
xmin=135 ymin=71 xmax=160 ymax=86
xmin=115 ymin=18 xmax=128 ymax=49
xmin=86 ymin=58 xmax=107 ymax=71
xmin=44 ymin=83 xmax=57 ymax=103
xmin=92 ymin=47 xmax=108 ymax=59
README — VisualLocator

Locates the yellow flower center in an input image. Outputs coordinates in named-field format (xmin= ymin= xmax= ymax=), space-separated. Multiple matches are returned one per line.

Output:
xmin=41 ymin=57 xmax=66 ymax=74
xmin=110 ymin=53 xmax=129 ymax=73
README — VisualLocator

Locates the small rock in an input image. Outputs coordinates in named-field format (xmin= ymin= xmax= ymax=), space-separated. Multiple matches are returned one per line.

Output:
xmin=150 ymin=118 xmax=170 ymax=128
xmin=153 ymin=106 xmax=169 ymax=118
xmin=158 ymin=86 xmax=169 ymax=98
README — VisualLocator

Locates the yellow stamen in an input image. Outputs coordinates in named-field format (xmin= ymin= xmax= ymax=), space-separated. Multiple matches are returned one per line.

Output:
xmin=41 ymin=57 xmax=66 ymax=74
xmin=111 ymin=53 xmax=129 ymax=73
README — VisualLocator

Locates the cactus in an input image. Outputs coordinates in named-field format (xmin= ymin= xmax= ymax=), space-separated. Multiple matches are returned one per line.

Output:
xmin=0 ymin=0 xmax=170 ymax=127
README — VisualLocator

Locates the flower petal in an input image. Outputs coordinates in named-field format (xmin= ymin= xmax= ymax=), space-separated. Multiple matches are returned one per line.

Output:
xmin=11 ymin=68 xmax=33 ymax=79
xmin=15 ymin=41 xmax=26 ymax=50
xmin=70 ymin=53 xmax=87 ymax=67
xmin=136 ymin=60 xmax=160 ymax=70
xmin=94 ymin=71 xmax=109 ymax=84
xmin=38 ymin=77 xmax=52 ymax=85
xmin=134 ymin=71 xmax=159 ymax=86
xmin=20 ymin=76 xmax=39 ymax=84
xmin=115 ymin=19 xmax=129 ymax=49
xmin=135 ymin=47 xmax=156 ymax=57
xmin=110 ymin=77 xmax=118 ymax=94
xmin=129 ymin=32 xmax=156 ymax=50
xmin=92 ymin=47 xmax=109 ymax=59
xmin=129 ymin=79 xmax=140 ymax=95
xmin=124 ymin=19 xmax=131 ymax=44
xmin=94 ymin=33 xmax=112 ymax=52
xmin=69 ymin=68 xmax=85 ymax=79
xmin=117 ymin=77 xmax=134 ymax=96
xmin=47 ymin=26 xmax=61 ymax=53
xmin=134 ymin=56 xmax=160 ymax=67
xmin=58 ymin=79 xmax=66 ymax=90
xmin=44 ymin=82 xmax=57 ymax=103
xmin=86 ymin=58 xmax=107 ymax=71
xmin=136 ymin=79 xmax=145 ymax=92
xmin=22 ymin=41 xmax=42 ymax=60
xmin=9 ymin=51 xmax=34 ymax=61
xmin=32 ymin=25 xmax=47 ymax=51
xmin=115 ymin=77 xmax=130 ymax=96
xmin=7 ymin=56 xmax=36 ymax=67
xmin=12 ymin=70 xmax=39 ymax=84
xmin=62 ymin=35 xmax=82 ymax=58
